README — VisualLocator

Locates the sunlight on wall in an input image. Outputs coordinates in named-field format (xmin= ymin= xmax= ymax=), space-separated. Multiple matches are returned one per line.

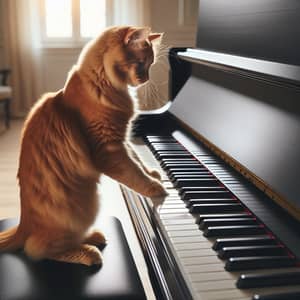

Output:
xmin=80 ymin=0 xmax=106 ymax=37
xmin=45 ymin=0 xmax=106 ymax=38
xmin=45 ymin=0 xmax=72 ymax=37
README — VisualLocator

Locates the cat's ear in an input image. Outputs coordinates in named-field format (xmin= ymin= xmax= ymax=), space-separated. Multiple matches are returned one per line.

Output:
xmin=149 ymin=33 xmax=163 ymax=42
xmin=124 ymin=27 xmax=151 ymax=45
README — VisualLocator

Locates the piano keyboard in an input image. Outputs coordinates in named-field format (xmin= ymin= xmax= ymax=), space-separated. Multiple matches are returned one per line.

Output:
xmin=129 ymin=135 xmax=300 ymax=300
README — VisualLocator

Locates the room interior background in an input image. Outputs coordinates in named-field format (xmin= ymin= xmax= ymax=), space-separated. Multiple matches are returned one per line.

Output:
xmin=0 ymin=0 xmax=197 ymax=117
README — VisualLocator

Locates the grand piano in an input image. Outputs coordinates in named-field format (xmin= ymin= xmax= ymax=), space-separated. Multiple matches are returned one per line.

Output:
xmin=121 ymin=1 xmax=300 ymax=299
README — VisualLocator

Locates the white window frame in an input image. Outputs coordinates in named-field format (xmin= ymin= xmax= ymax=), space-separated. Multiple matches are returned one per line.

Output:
xmin=39 ymin=0 xmax=113 ymax=48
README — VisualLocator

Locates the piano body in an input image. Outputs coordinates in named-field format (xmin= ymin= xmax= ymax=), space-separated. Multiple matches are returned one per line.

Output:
xmin=121 ymin=1 xmax=300 ymax=300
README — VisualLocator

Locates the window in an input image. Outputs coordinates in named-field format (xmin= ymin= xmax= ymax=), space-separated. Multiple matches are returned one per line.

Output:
xmin=42 ymin=0 xmax=111 ymax=46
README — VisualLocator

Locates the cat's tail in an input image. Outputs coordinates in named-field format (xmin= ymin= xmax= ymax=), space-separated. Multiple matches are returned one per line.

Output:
xmin=0 ymin=226 xmax=25 ymax=252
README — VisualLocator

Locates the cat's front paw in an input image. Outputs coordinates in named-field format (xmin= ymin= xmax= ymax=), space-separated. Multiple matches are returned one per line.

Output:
xmin=84 ymin=230 xmax=107 ymax=246
xmin=143 ymin=180 xmax=168 ymax=197
xmin=148 ymin=169 xmax=162 ymax=180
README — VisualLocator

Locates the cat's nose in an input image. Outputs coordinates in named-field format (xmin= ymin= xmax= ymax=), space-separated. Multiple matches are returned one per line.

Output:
xmin=141 ymin=74 xmax=149 ymax=83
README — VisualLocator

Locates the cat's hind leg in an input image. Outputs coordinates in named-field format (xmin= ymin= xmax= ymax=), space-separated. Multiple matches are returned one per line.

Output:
xmin=24 ymin=234 xmax=102 ymax=266
xmin=49 ymin=244 xmax=102 ymax=266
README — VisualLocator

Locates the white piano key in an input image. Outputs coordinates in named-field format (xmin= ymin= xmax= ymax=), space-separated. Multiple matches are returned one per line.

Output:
xmin=177 ymin=249 xmax=215 ymax=258
xmin=174 ymin=241 xmax=213 ymax=250
xmin=200 ymin=289 xmax=251 ymax=300
xmin=162 ymin=201 xmax=185 ymax=207
xmin=189 ymin=270 xmax=235 ymax=282
xmin=133 ymin=141 xmax=300 ymax=300
xmin=164 ymin=224 xmax=199 ymax=231
xmin=170 ymin=235 xmax=209 ymax=243
xmin=182 ymin=255 xmax=221 ymax=266
xmin=195 ymin=278 xmax=236 ymax=292
xmin=190 ymin=267 xmax=300 ymax=284
xmin=168 ymin=230 xmax=201 ymax=237
xmin=185 ymin=263 xmax=225 ymax=273
xmin=161 ymin=203 xmax=187 ymax=209
xmin=159 ymin=213 xmax=193 ymax=219
xmin=162 ymin=218 xmax=195 ymax=225
xmin=163 ymin=182 xmax=175 ymax=189
xmin=159 ymin=207 xmax=189 ymax=214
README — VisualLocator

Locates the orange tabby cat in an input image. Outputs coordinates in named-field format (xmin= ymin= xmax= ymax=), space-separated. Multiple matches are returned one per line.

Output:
xmin=0 ymin=26 xmax=166 ymax=266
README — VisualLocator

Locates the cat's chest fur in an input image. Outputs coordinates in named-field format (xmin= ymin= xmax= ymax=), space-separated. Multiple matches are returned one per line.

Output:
xmin=64 ymin=71 xmax=135 ymax=147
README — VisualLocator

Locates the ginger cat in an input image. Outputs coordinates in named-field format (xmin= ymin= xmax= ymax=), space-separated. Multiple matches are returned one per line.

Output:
xmin=0 ymin=26 xmax=166 ymax=266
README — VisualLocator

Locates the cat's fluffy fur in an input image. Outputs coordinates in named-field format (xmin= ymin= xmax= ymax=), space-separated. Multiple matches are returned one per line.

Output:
xmin=0 ymin=26 xmax=166 ymax=266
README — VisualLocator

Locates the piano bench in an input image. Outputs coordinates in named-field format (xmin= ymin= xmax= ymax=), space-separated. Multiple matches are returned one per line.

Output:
xmin=0 ymin=217 xmax=146 ymax=300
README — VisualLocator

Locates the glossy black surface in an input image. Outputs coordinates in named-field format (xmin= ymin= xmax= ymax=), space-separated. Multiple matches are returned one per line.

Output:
xmin=0 ymin=218 xmax=146 ymax=300
xmin=225 ymin=256 xmax=297 ymax=271
xmin=169 ymin=63 xmax=300 ymax=217
xmin=196 ymin=0 xmax=300 ymax=66
xmin=253 ymin=291 xmax=300 ymax=300
xmin=237 ymin=271 xmax=300 ymax=289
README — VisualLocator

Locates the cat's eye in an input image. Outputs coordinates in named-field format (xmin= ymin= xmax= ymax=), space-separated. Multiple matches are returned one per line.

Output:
xmin=136 ymin=62 xmax=145 ymax=70
xmin=143 ymin=41 xmax=150 ymax=48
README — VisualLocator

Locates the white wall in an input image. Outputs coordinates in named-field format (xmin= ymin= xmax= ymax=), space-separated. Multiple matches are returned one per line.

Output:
xmin=40 ymin=48 xmax=81 ymax=93
xmin=149 ymin=0 xmax=198 ymax=47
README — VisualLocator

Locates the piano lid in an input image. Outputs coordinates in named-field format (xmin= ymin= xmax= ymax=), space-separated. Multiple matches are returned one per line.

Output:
xmin=178 ymin=0 xmax=300 ymax=87
xmin=169 ymin=0 xmax=300 ymax=220
xmin=196 ymin=0 xmax=300 ymax=67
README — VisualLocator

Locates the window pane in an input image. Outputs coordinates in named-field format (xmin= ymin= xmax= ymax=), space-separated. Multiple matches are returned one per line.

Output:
xmin=80 ymin=0 xmax=106 ymax=38
xmin=45 ymin=0 xmax=72 ymax=37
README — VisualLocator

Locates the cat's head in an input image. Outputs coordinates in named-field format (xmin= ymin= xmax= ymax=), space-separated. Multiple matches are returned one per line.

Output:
xmin=116 ymin=27 xmax=161 ymax=86
xmin=98 ymin=26 xmax=162 ymax=89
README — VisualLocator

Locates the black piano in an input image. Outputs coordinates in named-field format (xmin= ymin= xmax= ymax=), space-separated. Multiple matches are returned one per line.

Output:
xmin=121 ymin=1 xmax=300 ymax=299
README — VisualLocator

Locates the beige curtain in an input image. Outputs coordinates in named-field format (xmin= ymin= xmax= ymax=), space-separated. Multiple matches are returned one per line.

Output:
xmin=2 ymin=0 xmax=41 ymax=117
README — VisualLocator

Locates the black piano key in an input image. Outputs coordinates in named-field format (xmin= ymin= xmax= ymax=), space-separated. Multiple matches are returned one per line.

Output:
xmin=187 ymin=199 xmax=237 ymax=208
xmin=190 ymin=203 xmax=244 ymax=214
xmin=171 ymin=175 xmax=213 ymax=184
xmin=151 ymin=143 xmax=182 ymax=147
xmin=151 ymin=144 xmax=183 ymax=149
xmin=237 ymin=271 xmax=300 ymax=289
xmin=204 ymin=225 xmax=266 ymax=237
xmin=162 ymin=161 xmax=200 ymax=166
xmin=201 ymin=160 xmax=220 ymax=165
xmin=225 ymin=256 xmax=297 ymax=271
xmin=161 ymin=158 xmax=196 ymax=162
xmin=167 ymin=167 xmax=206 ymax=175
xmin=150 ymin=144 xmax=179 ymax=151
xmin=170 ymin=172 xmax=210 ymax=180
xmin=146 ymin=136 xmax=175 ymax=142
xmin=180 ymin=185 xmax=226 ymax=192
xmin=180 ymin=186 xmax=226 ymax=194
xmin=154 ymin=149 xmax=188 ymax=154
xmin=199 ymin=217 xmax=257 ymax=229
xmin=218 ymin=245 xmax=287 ymax=259
xmin=196 ymin=213 xmax=251 ymax=224
xmin=156 ymin=151 xmax=189 ymax=156
xmin=156 ymin=153 xmax=193 ymax=159
xmin=174 ymin=178 xmax=220 ymax=188
xmin=163 ymin=164 xmax=201 ymax=171
xmin=183 ymin=190 xmax=233 ymax=200
xmin=170 ymin=172 xmax=212 ymax=179
xmin=253 ymin=291 xmax=300 ymax=300
xmin=213 ymin=236 xmax=277 ymax=250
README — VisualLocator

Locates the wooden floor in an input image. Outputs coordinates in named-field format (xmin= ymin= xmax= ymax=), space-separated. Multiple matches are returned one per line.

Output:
xmin=0 ymin=119 xmax=156 ymax=300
